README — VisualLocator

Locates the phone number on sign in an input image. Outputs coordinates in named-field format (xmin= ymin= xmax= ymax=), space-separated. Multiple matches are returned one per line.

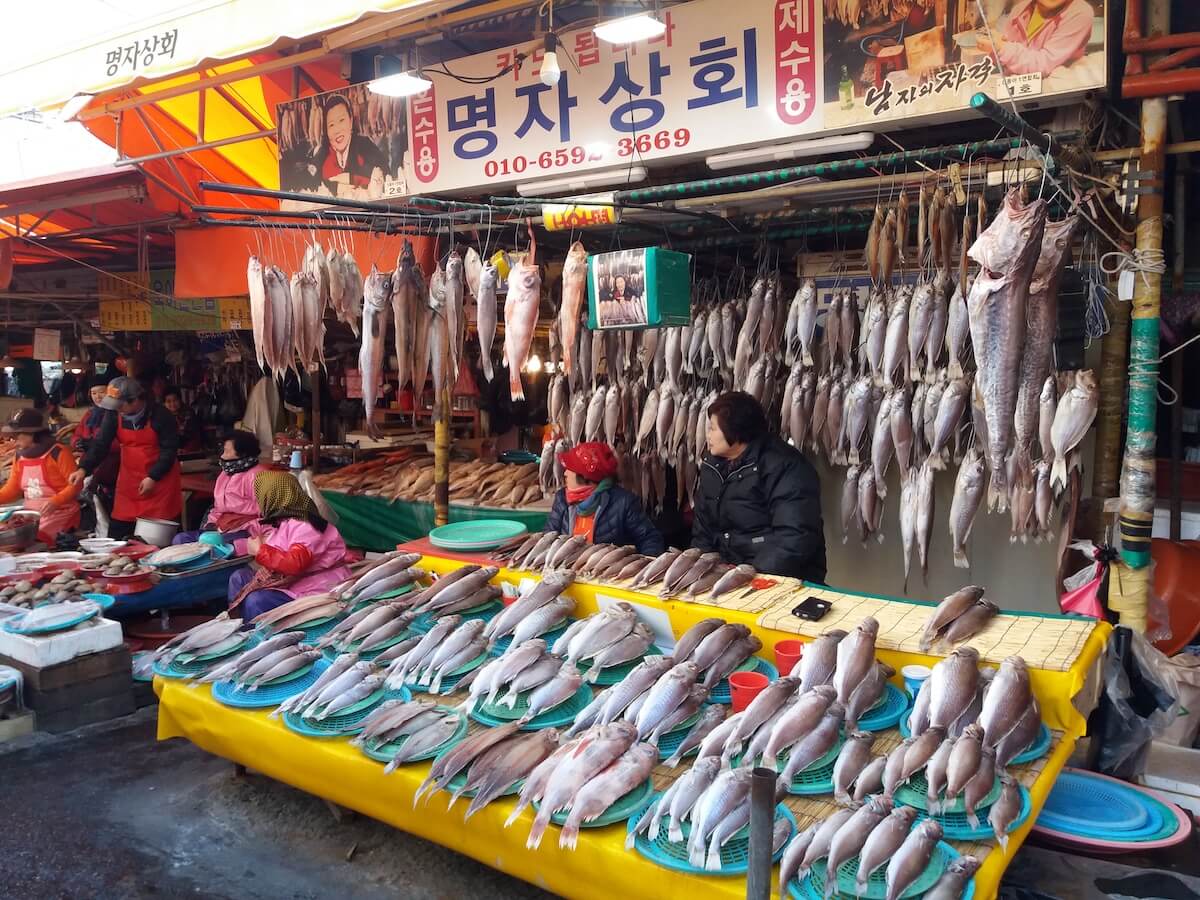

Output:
xmin=481 ymin=129 xmax=691 ymax=178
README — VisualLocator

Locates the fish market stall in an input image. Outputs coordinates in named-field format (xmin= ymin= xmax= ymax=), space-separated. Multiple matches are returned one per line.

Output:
xmin=154 ymin=547 xmax=1108 ymax=900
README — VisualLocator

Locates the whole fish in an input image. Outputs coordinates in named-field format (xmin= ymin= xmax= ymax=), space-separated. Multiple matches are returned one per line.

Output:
xmin=560 ymin=743 xmax=657 ymax=850
xmin=359 ymin=266 xmax=391 ymax=438
xmin=825 ymin=796 xmax=894 ymax=897
xmin=462 ymin=729 xmax=560 ymax=820
xmin=840 ymin=289 xmax=858 ymax=370
xmin=928 ymin=377 xmax=970 ymax=468
xmin=392 ymin=240 xmax=424 ymax=390
xmin=897 ymin=190 xmax=910 ymax=263
xmin=825 ymin=292 xmax=843 ymax=375
xmin=761 ymin=685 xmax=837 ymax=770
xmin=560 ymin=241 xmax=588 ymax=386
xmin=885 ymin=819 xmax=943 ymax=900
xmin=845 ymin=375 xmax=873 ymax=465
xmin=979 ymin=656 xmax=1032 ymax=748
xmin=797 ymin=629 xmax=845 ymax=690
xmin=883 ymin=292 xmax=909 ymax=386
xmin=833 ymin=617 xmax=879 ymax=705
xmin=917 ymin=183 xmax=929 ymax=266
xmin=949 ymin=449 xmax=987 ymax=569
xmin=942 ymin=599 xmax=1000 ymax=645
xmin=883 ymin=737 xmax=915 ymax=800
xmin=995 ymin=696 xmax=1042 ymax=770
xmin=1014 ymin=215 xmax=1078 ymax=477
xmin=915 ymin=461 xmax=935 ymax=575
xmin=245 ymin=648 xmax=320 ymax=690
xmin=929 ymin=647 xmax=981 ymax=731
xmin=880 ymin=209 xmax=898 ymax=284
xmin=899 ymin=474 xmax=917 ymax=590
xmin=946 ymin=282 xmax=971 ymax=379
xmin=856 ymin=806 xmax=920 ymax=894
xmin=688 ymin=765 xmax=754 ymax=869
xmin=797 ymin=808 xmax=855 ymax=881
xmin=846 ymin=662 xmax=892 ymax=730
xmin=443 ymin=250 xmax=466 ymax=383
xmin=926 ymin=268 xmax=951 ymax=378
xmin=925 ymin=856 xmax=981 ymax=900
xmin=584 ymin=387 xmax=606 ymax=442
xmin=635 ymin=387 xmax=660 ymax=455
xmin=664 ymin=703 xmax=727 ymax=768
xmin=263 ymin=265 xmax=293 ymax=378
xmin=384 ymin=713 xmax=462 ymax=771
xmin=795 ymin=280 xmax=819 ymax=365
xmin=966 ymin=189 xmax=1048 ymax=508
xmin=864 ymin=289 xmax=888 ymax=383
xmin=476 ymin=260 xmax=499 ymax=382
xmin=910 ymin=380 xmax=928 ymax=460
xmin=414 ymin=719 xmax=523 ymax=803
xmin=603 ymin=383 xmax=621 ymax=447
xmin=963 ymin=746 xmax=998 ymax=829
xmin=989 ymin=774 xmax=1023 ymax=852
xmin=317 ymin=672 xmax=384 ymax=720
xmin=919 ymin=585 xmax=986 ymax=651
xmin=832 ymin=730 xmax=876 ymax=805
xmin=1050 ymin=369 xmax=1099 ymax=489
xmin=707 ymin=564 xmax=756 ymax=601
xmin=428 ymin=264 xmax=449 ymax=405
xmin=867 ymin=204 xmax=884 ymax=282
xmin=857 ymin=466 xmax=880 ymax=542
xmin=890 ymin=384 xmax=914 ymax=473
xmin=247 ymin=257 xmax=269 ymax=371
xmin=1038 ymin=375 xmax=1057 ymax=463
xmin=824 ymin=375 xmax=845 ymax=462
xmin=940 ymin=196 xmax=956 ymax=284
xmin=779 ymin=823 xmax=819 ymax=895
xmin=923 ymin=376 xmax=946 ymax=452
xmin=908 ymin=282 xmax=934 ymax=379
xmin=945 ymin=724 xmax=985 ymax=799
xmin=504 ymin=238 xmax=542 ymax=401
xmin=853 ymin=755 xmax=887 ymax=802
xmin=872 ymin=393 xmax=895 ymax=497
xmin=901 ymin=724 xmax=947 ymax=782
xmin=924 ymin=737 xmax=956 ymax=814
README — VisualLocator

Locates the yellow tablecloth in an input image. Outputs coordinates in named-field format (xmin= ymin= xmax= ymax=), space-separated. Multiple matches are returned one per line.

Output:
xmin=156 ymin=553 xmax=1110 ymax=900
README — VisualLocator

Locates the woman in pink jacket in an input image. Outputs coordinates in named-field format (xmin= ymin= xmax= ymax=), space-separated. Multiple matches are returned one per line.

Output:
xmin=975 ymin=0 xmax=1095 ymax=77
xmin=226 ymin=470 xmax=353 ymax=620
xmin=173 ymin=430 xmax=264 ymax=545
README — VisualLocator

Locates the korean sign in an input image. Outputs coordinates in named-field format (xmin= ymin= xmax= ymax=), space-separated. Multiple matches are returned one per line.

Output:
xmin=408 ymin=0 xmax=1105 ymax=195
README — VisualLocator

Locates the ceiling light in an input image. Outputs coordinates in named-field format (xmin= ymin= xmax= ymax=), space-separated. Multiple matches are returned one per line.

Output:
xmin=704 ymin=132 xmax=876 ymax=171
xmin=524 ymin=353 xmax=543 ymax=374
xmin=516 ymin=165 xmax=647 ymax=197
xmin=369 ymin=71 xmax=432 ymax=98
xmin=594 ymin=12 xmax=666 ymax=43
xmin=540 ymin=34 xmax=562 ymax=87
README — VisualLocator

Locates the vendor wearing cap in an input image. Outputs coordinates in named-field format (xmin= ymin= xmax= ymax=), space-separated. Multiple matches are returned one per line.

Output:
xmin=72 ymin=373 xmax=120 ymax=511
xmin=0 ymin=409 xmax=82 ymax=542
xmin=545 ymin=441 xmax=664 ymax=555
xmin=68 ymin=376 xmax=182 ymax=539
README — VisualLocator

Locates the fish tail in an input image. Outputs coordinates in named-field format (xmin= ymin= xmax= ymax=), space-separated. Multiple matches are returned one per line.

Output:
xmin=430 ymin=672 xmax=444 ymax=694
xmin=413 ymin=776 xmax=436 ymax=806
xmin=704 ymin=837 xmax=723 ymax=872
xmin=998 ymin=833 xmax=1009 ymax=853
xmin=503 ymin=799 xmax=528 ymax=829
xmin=664 ymin=752 xmax=682 ymax=769
xmin=988 ymin=470 xmax=1009 ymax=513
xmin=953 ymin=545 xmax=970 ymax=569
xmin=526 ymin=811 xmax=551 ymax=849
xmin=559 ymin=823 xmax=580 ymax=851
xmin=668 ymin=817 xmax=684 ymax=844
xmin=760 ymin=752 xmax=778 ymax=772
xmin=966 ymin=809 xmax=980 ymax=830
xmin=510 ymin=367 xmax=526 ymax=403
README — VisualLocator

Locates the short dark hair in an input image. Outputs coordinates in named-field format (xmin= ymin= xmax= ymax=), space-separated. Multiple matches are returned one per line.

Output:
xmin=222 ymin=430 xmax=261 ymax=459
xmin=163 ymin=386 xmax=182 ymax=402
xmin=708 ymin=391 xmax=768 ymax=445
xmin=324 ymin=93 xmax=353 ymax=120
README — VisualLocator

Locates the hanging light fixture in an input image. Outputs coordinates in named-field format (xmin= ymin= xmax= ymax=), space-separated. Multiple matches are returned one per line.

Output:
xmin=594 ymin=2 xmax=666 ymax=44
xmin=369 ymin=50 xmax=432 ymax=98
xmin=540 ymin=1 xmax=562 ymax=87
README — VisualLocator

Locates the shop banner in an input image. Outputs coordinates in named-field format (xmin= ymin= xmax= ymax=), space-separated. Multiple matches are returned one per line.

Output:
xmin=277 ymin=84 xmax=409 ymax=210
xmin=541 ymin=202 xmax=618 ymax=231
xmin=408 ymin=0 xmax=1106 ymax=194
xmin=99 ymin=296 xmax=253 ymax=332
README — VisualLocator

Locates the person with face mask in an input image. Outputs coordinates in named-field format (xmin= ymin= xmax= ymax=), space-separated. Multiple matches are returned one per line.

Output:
xmin=171 ymin=430 xmax=263 ymax=546
xmin=0 ymin=409 xmax=82 ymax=543
xmin=68 ymin=376 xmax=181 ymax=539
xmin=72 ymin=374 xmax=120 ymax=508
xmin=691 ymin=391 xmax=826 ymax=584
xmin=974 ymin=0 xmax=1095 ymax=76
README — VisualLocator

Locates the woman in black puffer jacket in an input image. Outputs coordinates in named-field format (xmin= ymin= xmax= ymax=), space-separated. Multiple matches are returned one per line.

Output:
xmin=545 ymin=441 xmax=665 ymax=556
xmin=692 ymin=392 xmax=827 ymax=583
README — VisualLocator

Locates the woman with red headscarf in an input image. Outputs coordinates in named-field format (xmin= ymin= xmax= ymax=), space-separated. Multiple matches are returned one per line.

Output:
xmin=544 ymin=441 xmax=664 ymax=555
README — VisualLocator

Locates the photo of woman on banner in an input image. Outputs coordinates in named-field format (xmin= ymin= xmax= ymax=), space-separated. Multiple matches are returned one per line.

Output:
xmin=973 ymin=0 xmax=1095 ymax=77
xmin=595 ymin=250 xmax=648 ymax=328
xmin=319 ymin=94 xmax=388 ymax=200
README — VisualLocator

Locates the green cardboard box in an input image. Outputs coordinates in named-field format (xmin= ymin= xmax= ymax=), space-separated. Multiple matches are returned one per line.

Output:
xmin=587 ymin=247 xmax=691 ymax=330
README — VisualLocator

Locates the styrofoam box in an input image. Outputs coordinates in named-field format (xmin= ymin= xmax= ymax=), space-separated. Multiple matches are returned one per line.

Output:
xmin=0 ymin=617 xmax=124 ymax=667
xmin=1138 ymin=741 xmax=1200 ymax=817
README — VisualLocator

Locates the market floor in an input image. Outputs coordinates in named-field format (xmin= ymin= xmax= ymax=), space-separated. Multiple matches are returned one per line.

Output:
xmin=0 ymin=707 xmax=552 ymax=900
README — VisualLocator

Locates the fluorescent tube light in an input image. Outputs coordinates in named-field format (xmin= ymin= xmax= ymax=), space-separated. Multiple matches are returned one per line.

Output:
xmin=705 ymin=132 xmax=876 ymax=171
xmin=515 ymin=166 xmax=647 ymax=197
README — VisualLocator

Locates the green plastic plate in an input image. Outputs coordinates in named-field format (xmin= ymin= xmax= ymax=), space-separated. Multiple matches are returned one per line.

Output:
xmin=896 ymin=769 xmax=1002 ymax=815
xmin=429 ymin=520 xmax=528 ymax=550
xmin=360 ymin=706 xmax=468 ymax=764
xmin=541 ymin=777 xmax=655 ymax=827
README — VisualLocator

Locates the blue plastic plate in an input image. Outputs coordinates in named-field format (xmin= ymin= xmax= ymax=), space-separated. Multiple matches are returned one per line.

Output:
xmin=144 ymin=544 xmax=210 ymax=569
xmin=854 ymin=684 xmax=909 ymax=732
xmin=82 ymin=592 xmax=115 ymax=611
xmin=212 ymin=664 xmax=324 ymax=709
xmin=429 ymin=520 xmax=528 ymax=550
xmin=3 ymin=604 xmax=99 ymax=635
xmin=1037 ymin=771 xmax=1164 ymax=838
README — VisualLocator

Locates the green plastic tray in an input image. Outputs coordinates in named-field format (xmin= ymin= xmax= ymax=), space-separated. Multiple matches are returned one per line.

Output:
xmin=359 ymin=707 xmax=468 ymax=765
xmin=540 ymin=777 xmax=655 ymax=827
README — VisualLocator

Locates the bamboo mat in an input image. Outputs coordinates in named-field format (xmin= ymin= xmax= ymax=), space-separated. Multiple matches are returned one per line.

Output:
xmin=755 ymin=587 xmax=1098 ymax=673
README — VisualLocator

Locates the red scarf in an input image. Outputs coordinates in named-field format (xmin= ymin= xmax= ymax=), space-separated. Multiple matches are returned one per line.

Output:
xmin=566 ymin=484 xmax=595 ymax=504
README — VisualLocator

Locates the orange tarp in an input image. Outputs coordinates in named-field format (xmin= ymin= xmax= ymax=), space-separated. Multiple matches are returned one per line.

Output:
xmin=174 ymin=225 xmax=436 ymax=298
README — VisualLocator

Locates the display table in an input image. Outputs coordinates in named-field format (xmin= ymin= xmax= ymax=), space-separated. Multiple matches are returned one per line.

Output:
xmin=321 ymin=491 xmax=549 ymax=551
xmin=156 ymin=548 xmax=1110 ymax=900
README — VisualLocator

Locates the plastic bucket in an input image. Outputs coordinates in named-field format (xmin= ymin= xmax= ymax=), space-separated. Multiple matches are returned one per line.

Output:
xmin=902 ymin=664 xmax=932 ymax=698
xmin=729 ymin=671 xmax=769 ymax=712
xmin=774 ymin=639 xmax=804 ymax=677
xmin=134 ymin=517 xmax=180 ymax=547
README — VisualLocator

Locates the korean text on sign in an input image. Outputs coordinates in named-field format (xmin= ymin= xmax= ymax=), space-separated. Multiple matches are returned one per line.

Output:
xmin=105 ymin=29 xmax=179 ymax=77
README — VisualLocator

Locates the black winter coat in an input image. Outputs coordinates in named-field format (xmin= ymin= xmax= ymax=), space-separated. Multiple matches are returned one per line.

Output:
xmin=692 ymin=436 xmax=826 ymax=583
xmin=545 ymin=485 xmax=665 ymax=556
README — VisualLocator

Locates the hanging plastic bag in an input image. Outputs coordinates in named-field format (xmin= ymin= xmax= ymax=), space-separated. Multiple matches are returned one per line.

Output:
xmin=1061 ymin=540 xmax=1115 ymax=618
xmin=1087 ymin=626 xmax=1182 ymax=778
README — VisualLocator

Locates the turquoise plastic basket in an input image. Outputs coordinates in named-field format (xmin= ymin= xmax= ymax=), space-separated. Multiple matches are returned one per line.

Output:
xmin=470 ymin=683 xmax=594 ymax=731
xmin=359 ymin=706 xmax=469 ymax=765
xmin=282 ymin=687 xmax=392 ymax=737
xmin=1037 ymin=772 xmax=1170 ymax=840
xmin=626 ymin=793 xmax=795 ymax=876
xmin=914 ymin=783 xmax=1034 ymax=841
xmin=710 ymin=657 xmax=778 ymax=704
xmin=739 ymin=735 xmax=844 ymax=796
xmin=896 ymin=769 xmax=1002 ymax=815
xmin=212 ymin=664 xmax=324 ymax=709
xmin=798 ymin=839 xmax=962 ymax=900
xmin=402 ymin=652 xmax=489 ymax=696
xmin=854 ymin=684 xmax=909 ymax=732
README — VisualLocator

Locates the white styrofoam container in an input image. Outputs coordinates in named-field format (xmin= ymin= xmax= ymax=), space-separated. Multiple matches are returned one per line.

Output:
xmin=1137 ymin=741 xmax=1200 ymax=817
xmin=0 ymin=616 xmax=124 ymax=667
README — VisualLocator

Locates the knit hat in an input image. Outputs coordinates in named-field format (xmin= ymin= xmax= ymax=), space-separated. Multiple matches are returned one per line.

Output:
xmin=558 ymin=442 xmax=619 ymax=482
xmin=1 ymin=408 xmax=47 ymax=435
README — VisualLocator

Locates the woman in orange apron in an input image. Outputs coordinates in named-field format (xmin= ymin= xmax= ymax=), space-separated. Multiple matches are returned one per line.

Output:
xmin=69 ymin=376 xmax=181 ymax=539
xmin=0 ymin=409 xmax=81 ymax=543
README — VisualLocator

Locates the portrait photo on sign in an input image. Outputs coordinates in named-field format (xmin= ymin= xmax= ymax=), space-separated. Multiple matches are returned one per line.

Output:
xmin=277 ymin=84 xmax=409 ymax=209
xmin=592 ymin=248 xmax=649 ymax=328
xmin=821 ymin=0 xmax=1106 ymax=127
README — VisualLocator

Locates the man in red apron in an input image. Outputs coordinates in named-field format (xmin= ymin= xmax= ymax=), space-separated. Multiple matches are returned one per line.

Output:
xmin=0 ymin=409 xmax=81 ymax=543
xmin=69 ymin=376 xmax=181 ymax=539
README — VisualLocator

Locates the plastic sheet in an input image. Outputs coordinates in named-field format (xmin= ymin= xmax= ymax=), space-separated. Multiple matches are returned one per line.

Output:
xmin=1090 ymin=627 xmax=1181 ymax=778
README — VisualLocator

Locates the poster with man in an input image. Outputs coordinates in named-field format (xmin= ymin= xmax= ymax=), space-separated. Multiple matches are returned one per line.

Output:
xmin=277 ymin=84 xmax=409 ymax=210
xmin=821 ymin=0 xmax=1105 ymax=129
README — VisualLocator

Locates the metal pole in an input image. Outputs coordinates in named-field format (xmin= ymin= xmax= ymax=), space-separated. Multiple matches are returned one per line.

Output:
xmin=747 ymin=768 xmax=777 ymax=900
xmin=113 ymin=129 xmax=276 ymax=166
xmin=969 ymin=93 xmax=1053 ymax=153
xmin=1117 ymin=0 xmax=1170 ymax=629
xmin=1169 ymin=109 xmax=1188 ymax=542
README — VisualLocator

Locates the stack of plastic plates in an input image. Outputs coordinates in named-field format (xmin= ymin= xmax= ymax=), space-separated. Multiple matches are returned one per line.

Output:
xmin=428 ymin=520 xmax=527 ymax=551
xmin=1032 ymin=768 xmax=1193 ymax=853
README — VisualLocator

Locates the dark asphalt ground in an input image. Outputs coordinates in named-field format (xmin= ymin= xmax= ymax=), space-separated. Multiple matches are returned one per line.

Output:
xmin=0 ymin=707 xmax=551 ymax=900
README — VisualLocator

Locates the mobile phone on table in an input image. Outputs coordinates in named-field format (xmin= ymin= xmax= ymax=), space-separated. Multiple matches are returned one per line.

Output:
xmin=791 ymin=597 xmax=831 ymax=621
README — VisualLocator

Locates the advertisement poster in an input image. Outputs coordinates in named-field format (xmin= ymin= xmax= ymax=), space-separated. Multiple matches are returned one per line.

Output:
xmin=277 ymin=84 xmax=409 ymax=210
xmin=592 ymin=249 xmax=650 ymax=328
xmin=408 ymin=0 xmax=1105 ymax=195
